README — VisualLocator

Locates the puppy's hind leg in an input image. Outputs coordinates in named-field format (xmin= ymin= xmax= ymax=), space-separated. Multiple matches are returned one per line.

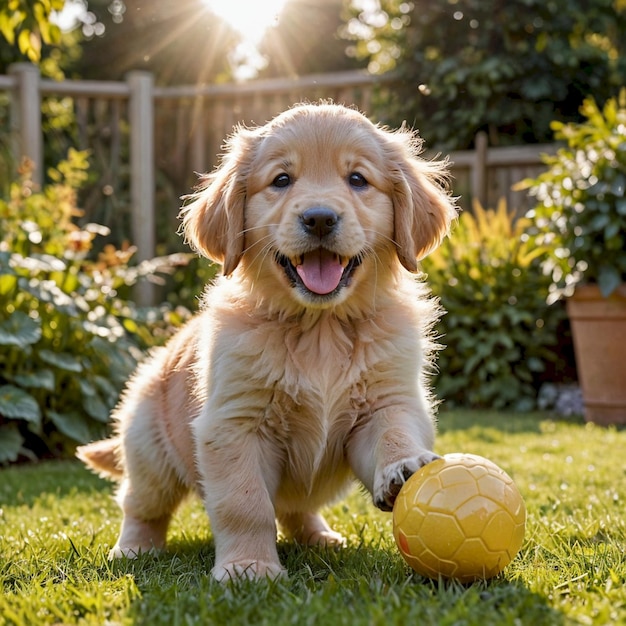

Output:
xmin=111 ymin=471 xmax=189 ymax=559
xmin=110 ymin=406 xmax=190 ymax=559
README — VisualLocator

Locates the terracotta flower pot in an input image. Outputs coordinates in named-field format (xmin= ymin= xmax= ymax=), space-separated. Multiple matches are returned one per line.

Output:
xmin=566 ymin=284 xmax=626 ymax=425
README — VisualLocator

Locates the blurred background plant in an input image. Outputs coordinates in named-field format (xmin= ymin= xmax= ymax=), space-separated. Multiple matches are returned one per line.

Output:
xmin=421 ymin=200 xmax=570 ymax=411
xmin=346 ymin=0 xmax=626 ymax=151
xmin=520 ymin=90 xmax=626 ymax=303
xmin=0 ymin=150 xmax=192 ymax=464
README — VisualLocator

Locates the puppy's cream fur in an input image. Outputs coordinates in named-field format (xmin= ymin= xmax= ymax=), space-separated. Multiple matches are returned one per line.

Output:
xmin=77 ymin=103 xmax=457 ymax=581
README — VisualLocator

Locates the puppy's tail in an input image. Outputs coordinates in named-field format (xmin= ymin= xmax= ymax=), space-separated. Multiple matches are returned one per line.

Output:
xmin=76 ymin=437 xmax=124 ymax=480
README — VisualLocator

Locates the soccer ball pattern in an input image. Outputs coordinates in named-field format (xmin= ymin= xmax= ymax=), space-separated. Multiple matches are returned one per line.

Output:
xmin=393 ymin=453 xmax=526 ymax=582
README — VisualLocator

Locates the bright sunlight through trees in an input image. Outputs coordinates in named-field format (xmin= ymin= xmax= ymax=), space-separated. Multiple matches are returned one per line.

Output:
xmin=204 ymin=0 xmax=288 ymax=79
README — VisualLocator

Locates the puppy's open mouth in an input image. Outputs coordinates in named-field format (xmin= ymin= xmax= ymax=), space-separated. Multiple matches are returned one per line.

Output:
xmin=276 ymin=248 xmax=361 ymax=297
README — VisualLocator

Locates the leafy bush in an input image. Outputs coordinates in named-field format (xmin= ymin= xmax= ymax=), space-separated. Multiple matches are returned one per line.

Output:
xmin=0 ymin=151 xmax=190 ymax=464
xmin=347 ymin=0 xmax=626 ymax=151
xmin=421 ymin=200 xmax=566 ymax=410
xmin=164 ymin=255 xmax=219 ymax=311
xmin=520 ymin=90 xmax=626 ymax=303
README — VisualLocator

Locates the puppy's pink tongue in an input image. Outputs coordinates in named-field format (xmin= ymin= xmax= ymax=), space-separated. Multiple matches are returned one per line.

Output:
xmin=296 ymin=249 xmax=344 ymax=294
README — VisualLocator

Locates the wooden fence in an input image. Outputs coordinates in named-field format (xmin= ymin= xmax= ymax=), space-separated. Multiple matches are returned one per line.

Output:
xmin=0 ymin=64 xmax=555 ymax=299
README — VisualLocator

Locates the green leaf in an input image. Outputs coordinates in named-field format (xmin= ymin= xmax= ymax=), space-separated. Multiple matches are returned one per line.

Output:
xmin=93 ymin=375 xmax=118 ymax=400
xmin=78 ymin=378 xmax=95 ymax=396
xmin=79 ymin=378 xmax=111 ymax=422
xmin=0 ymin=312 xmax=42 ymax=347
xmin=590 ymin=213 xmax=611 ymax=231
xmin=39 ymin=350 xmax=83 ymax=373
xmin=0 ymin=423 xmax=24 ymax=465
xmin=12 ymin=369 xmax=55 ymax=391
xmin=527 ymin=357 xmax=546 ymax=373
xmin=17 ymin=28 xmax=31 ymax=54
xmin=0 ymin=251 xmax=17 ymax=273
xmin=0 ymin=385 xmax=41 ymax=424
xmin=122 ymin=318 xmax=139 ymax=334
xmin=0 ymin=13 xmax=17 ymax=45
xmin=82 ymin=393 xmax=111 ymax=423
xmin=604 ymin=221 xmax=621 ymax=240
xmin=19 ymin=278 xmax=77 ymax=315
xmin=47 ymin=410 xmax=93 ymax=443
xmin=0 ymin=273 xmax=18 ymax=295
xmin=597 ymin=266 xmax=622 ymax=297
xmin=11 ymin=253 xmax=66 ymax=273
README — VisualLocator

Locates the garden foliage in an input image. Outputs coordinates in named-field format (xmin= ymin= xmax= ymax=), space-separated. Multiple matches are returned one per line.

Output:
xmin=0 ymin=151 xmax=188 ymax=464
xmin=521 ymin=90 xmax=626 ymax=302
xmin=347 ymin=0 xmax=626 ymax=150
xmin=422 ymin=200 xmax=566 ymax=410
xmin=0 ymin=154 xmax=571 ymax=463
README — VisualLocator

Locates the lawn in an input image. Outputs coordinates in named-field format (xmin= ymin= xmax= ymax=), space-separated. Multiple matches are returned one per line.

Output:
xmin=1 ymin=410 xmax=624 ymax=626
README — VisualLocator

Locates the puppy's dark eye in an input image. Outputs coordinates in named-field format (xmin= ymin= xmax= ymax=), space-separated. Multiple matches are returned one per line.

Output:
xmin=349 ymin=172 xmax=368 ymax=189
xmin=272 ymin=173 xmax=291 ymax=188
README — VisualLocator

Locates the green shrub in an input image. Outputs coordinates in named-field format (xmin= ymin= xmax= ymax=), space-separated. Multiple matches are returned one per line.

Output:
xmin=421 ymin=200 xmax=566 ymax=410
xmin=164 ymin=255 xmax=219 ymax=311
xmin=0 ymin=151 xmax=190 ymax=464
xmin=520 ymin=90 xmax=626 ymax=302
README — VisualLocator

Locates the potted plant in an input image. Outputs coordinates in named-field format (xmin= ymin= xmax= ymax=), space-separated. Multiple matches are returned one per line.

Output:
xmin=520 ymin=90 xmax=626 ymax=425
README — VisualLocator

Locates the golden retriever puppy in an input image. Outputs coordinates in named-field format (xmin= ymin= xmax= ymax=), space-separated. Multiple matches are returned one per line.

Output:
xmin=77 ymin=102 xmax=457 ymax=581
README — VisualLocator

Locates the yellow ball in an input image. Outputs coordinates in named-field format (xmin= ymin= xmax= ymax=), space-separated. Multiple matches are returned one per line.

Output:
xmin=393 ymin=453 xmax=526 ymax=582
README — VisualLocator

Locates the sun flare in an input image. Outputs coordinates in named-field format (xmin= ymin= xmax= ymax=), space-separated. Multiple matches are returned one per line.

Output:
xmin=205 ymin=0 xmax=288 ymax=44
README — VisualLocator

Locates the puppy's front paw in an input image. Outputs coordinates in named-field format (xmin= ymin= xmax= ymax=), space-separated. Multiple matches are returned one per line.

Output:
xmin=212 ymin=560 xmax=287 ymax=582
xmin=373 ymin=451 xmax=440 ymax=512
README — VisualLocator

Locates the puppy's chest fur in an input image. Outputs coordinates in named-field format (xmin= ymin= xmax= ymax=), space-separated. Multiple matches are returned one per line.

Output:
xmin=259 ymin=318 xmax=371 ymax=494
xmin=221 ymin=312 xmax=398 ymax=490
xmin=234 ymin=314 xmax=369 ymax=416
xmin=281 ymin=317 xmax=360 ymax=401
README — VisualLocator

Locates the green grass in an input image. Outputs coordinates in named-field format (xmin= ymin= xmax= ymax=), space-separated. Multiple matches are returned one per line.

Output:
xmin=1 ymin=410 xmax=625 ymax=626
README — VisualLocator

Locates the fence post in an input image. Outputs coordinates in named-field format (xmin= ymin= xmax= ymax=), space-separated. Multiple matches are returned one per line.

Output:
xmin=127 ymin=71 xmax=156 ymax=306
xmin=472 ymin=131 xmax=488 ymax=208
xmin=9 ymin=63 xmax=43 ymax=184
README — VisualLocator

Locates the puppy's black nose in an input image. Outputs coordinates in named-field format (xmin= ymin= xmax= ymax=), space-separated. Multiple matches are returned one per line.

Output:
xmin=301 ymin=207 xmax=339 ymax=238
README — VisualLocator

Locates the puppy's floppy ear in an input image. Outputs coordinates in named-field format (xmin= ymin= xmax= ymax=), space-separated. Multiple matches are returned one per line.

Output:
xmin=180 ymin=128 xmax=258 ymax=276
xmin=386 ymin=131 xmax=458 ymax=272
